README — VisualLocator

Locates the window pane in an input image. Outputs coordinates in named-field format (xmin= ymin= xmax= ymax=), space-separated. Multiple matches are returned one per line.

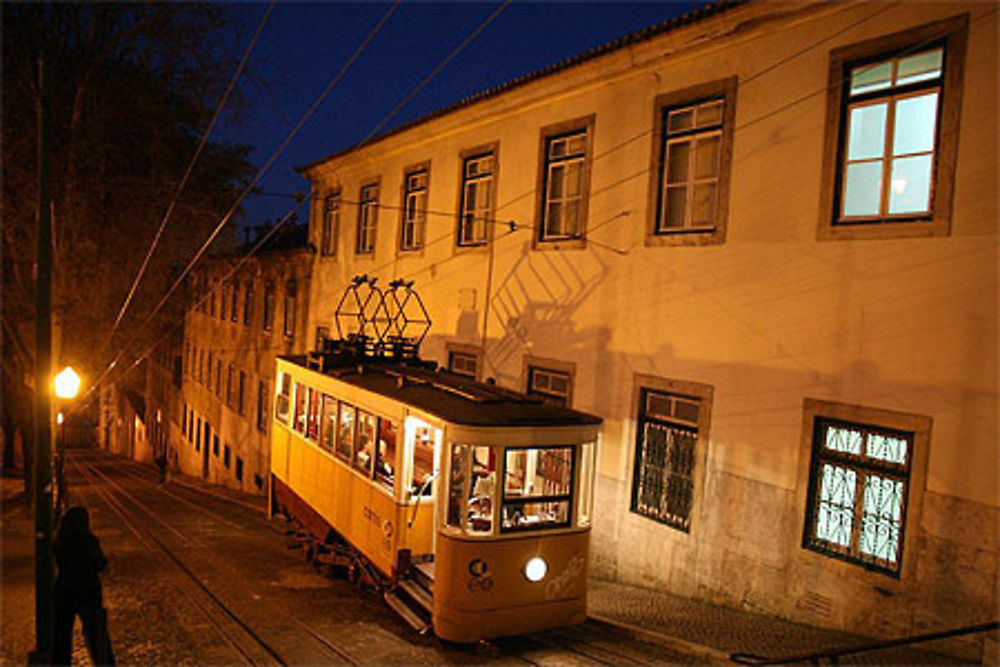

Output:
xmin=546 ymin=202 xmax=563 ymax=236
xmin=549 ymin=164 xmax=565 ymax=198
xmin=664 ymin=186 xmax=687 ymax=229
xmin=866 ymin=432 xmax=907 ymax=465
xmin=410 ymin=425 xmax=435 ymax=498
xmin=375 ymin=419 xmax=396 ymax=489
xmin=468 ymin=446 xmax=496 ymax=534
xmin=446 ymin=445 xmax=469 ymax=528
xmin=815 ymin=464 xmax=856 ymax=548
xmin=666 ymin=141 xmax=690 ymax=184
xmin=564 ymin=200 xmax=581 ymax=236
xmin=504 ymin=447 xmax=572 ymax=498
xmin=567 ymin=134 xmax=587 ymax=155
xmin=896 ymin=48 xmax=943 ymax=86
xmin=850 ymin=60 xmax=892 ymax=95
xmin=336 ymin=405 xmax=354 ymax=461
xmin=824 ymin=426 xmax=863 ymax=455
xmin=668 ymin=108 xmax=694 ymax=132
xmin=696 ymin=100 xmax=723 ymax=127
xmin=859 ymin=474 xmax=903 ymax=563
xmin=566 ymin=161 xmax=583 ymax=197
xmin=842 ymin=161 xmax=883 ymax=217
xmin=320 ymin=396 xmax=336 ymax=452
xmin=892 ymin=92 xmax=938 ymax=156
xmin=888 ymin=154 xmax=932 ymax=215
xmin=692 ymin=183 xmax=717 ymax=227
xmin=501 ymin=500 xmax=570 ymax=531
xmin=355 ymin=411 xmax=376 ymax=475
xmin=847 ymin=103 xmax=887 ymax=161
xmin=694 ymin=135 xmax=720 ymax=179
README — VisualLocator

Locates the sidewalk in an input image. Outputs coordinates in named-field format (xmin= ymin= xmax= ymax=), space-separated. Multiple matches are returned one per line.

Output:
xmin=587 ymin=578 xmax=976 ymax=664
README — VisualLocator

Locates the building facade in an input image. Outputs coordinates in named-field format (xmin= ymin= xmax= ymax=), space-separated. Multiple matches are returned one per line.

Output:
xmin=177 ymin=228 xmax=313 ymax=493
xmin=297 ymin=1 xmax=997 ymax=657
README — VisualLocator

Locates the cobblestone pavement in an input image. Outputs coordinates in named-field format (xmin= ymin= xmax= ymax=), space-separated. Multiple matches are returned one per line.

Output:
xmin=589 ymin=579 xmax=979 ymax=664
xmin=3 ymin=449 xmax=699 ymax=665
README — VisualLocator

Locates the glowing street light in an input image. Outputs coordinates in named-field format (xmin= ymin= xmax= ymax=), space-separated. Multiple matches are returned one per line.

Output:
xmin=54 ymin=366 xmax=81 ymax=399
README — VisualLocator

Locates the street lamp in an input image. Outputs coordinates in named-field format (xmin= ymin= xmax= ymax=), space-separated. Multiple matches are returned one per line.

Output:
xmin=54 ymin=365 xmax=81 ymax=399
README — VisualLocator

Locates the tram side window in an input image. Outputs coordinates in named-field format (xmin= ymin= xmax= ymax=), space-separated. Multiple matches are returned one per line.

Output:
xmin=355 ymin=410 xmax=376 ymax=475
xmin=468 ymin=446 xmax=496 ymax=534
xmin=319 ymin=395 xmax=337 ymax=453
xmin=410 ymin=426 xmax=435 ymax=498
xmin=446 ymin=445 xmax=469 ymax=528
xmin=293 ymin=383 xmax=307 ymax=433
xmin=275 ymin=373 xmax=291 ymax=424
xmin=501 ymin=446 xmax=574 ymax=532
xmin=306 ymin=388 xmax=320 ymax=441
xmin=375 ymin=419 xmax=396 ymax=490
xmin=336 ymin=404 xmax=355 ymax=462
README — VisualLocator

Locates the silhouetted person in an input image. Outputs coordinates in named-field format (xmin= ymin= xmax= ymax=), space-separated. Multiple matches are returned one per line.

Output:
xmin=52 ymin=506 xmax=115 ymax=666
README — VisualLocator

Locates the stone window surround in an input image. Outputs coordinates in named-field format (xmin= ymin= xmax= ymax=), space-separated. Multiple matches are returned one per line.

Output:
xmin=794 ymin=398 xmax=931 ymax=586
xmin=319 ymin=187 xmax=341 ymax=259
xmin=645 ymin=76 xmax=737 ymax=248
xmin=446 ymin=341 xmax=483 ymax=380
xmin=398 ymin=159 xmax=432 ymax=256
xmin=625 ymin=373 xmax=713 ymax=536
xmin=521 ymin=354 xmax=576 ymax=408
xmin=533 ymin=114 xmax=597 ymax=251
xmin=816 ymin=14 xmax=968 ymax=241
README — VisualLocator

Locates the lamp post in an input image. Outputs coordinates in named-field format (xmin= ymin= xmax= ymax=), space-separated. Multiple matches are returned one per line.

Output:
xmin=53 ymin=366 xmax=80 ymax=518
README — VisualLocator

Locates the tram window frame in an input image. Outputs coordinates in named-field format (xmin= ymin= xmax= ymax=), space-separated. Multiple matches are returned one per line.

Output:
xmin=446 ymin=445 xmax=470 ymax=529
xmin=319 ymin=394 xmax=337 ymax=453
xmin=306 ymin=387 xmax=320 ymax=441
xmin=467 ymin=446 xmax=497 ymax=534
xmin=354 ymin=410 xmax=376 ymax=476
xmin=336 ymin=403 xmax=355 ymax=463
xmin=275 ymin=372 xmax=291 ymax=424
xmin=374 ymin=418 xmax=397 ymax=491
xmin=292 ymin=382 xmax=308 ymax=434
xmin=500 ymin=445 xmax=576 ymax=534
xmin=409 ymin=424 xmax=436 ymax=499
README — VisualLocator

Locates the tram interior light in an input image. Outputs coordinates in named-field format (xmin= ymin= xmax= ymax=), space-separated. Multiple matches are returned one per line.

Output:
xmin=524 ymin=556 xmax=547 ymax=582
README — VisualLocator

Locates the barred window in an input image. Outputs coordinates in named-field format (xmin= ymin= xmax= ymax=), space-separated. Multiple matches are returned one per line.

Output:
xmin=804 ymin=418 xmax=912 ymax=576
xmin=401 ymin=169 xmax=427 ymax=251
xmin=630 ymin=388 xmax=702 ymax=532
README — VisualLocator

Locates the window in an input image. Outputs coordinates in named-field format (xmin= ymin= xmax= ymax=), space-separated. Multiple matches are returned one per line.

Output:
xmin=321 ymin=193 xmax=339 ymax=257
xmin=257 ymin=380 xmax=269 ymax=432
xmin=819 ymin=16 xmax=967 ymax=240
xmin=537 ymin=117 xmax=594 ymax=244
xmin=336 ymin=403 xmax=355 ymax=462
xmin=219 ymin=285 xmax=226 ymax=321
xmin=448 ymin=350 xmax=479 ymax=379
xmin=526 ymin=365 xmax=572 ymax=407
xmin=195 ymin=417 xmax=202 ymax=451
xmin=283 ymin=280 xmax=296 ymax=338
xmin=375 ymin=419 xmax=396 ymax=490
xmin=182 ymin=404 xmax=187 ymax=437
xmin=458 ymin=150 xmax=495 ymax=246
xmin=230 ymin=282 xmax=239 ymax=322
xmin=319 ymin=395 xmax=336 ymax=453
xmin=226 ymin=364 xmax=234 ymax=407
xmin=354 ymin=410 xmax=376 ymax=475
xmin=801 ymin=401 xmax=929 ymax=577
xmin=235 ymin=457 xmax=243 ymax=482
xmin=198 ymin=349 xmax=204 ymax=384
xmin=315 ymin=326 xmax=329 ymax=351
xmin=631 ymin=388 xmax=706 ymax=532
xmin=213 ymin=434 xmax=219 ymax=457
xmin=263 ymin=281 xmax=275 ymax=332
xmin=501 ymin=446 xmax=574 ymax=533
xmin=306 ymin=388 xmax=320 ymax=441
xmin=254 ymin=474 xmax=263 ymax=490
xmin=238 ymin=371 xmax=246 ymax=415
xmin=292 ymin=382 xmax=307 ymax=433
xmin=243 ymin=282 xmax=252 ymax=326
xmin=224 ymin=445 xmax=231 ymax=468
xmin=188 ymin=412 xmax=194 ymax=443
xmin=356 ymin=183 xmax=378 ymax=255
xmin=210 ymin=290 xmax=216 ymax=317
xmin=400 ymin=168 xmax=428 ymax=251
xmin=207 ymin=352 xmax=213 ymax=391
xmin=215 ymin=361 xmax=222 ymax=399
xmin=275 ymin=373 xmax=290 ymax=424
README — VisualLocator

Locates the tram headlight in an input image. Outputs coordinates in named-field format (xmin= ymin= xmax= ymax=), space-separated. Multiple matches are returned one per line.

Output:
xmin=524 ymin=556 xmax=547 ymax=582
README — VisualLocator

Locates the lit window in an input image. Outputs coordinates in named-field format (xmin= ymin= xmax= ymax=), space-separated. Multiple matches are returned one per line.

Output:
xmin=501 ymin=446 xmax=574 ymax=533
xmin=658 ymin=99 xmax=725 ymax=232
xmin=459 ymin=152 xmax=494 ymax=246
xmin=401 ymin=169 xmax=427 ymax=251
xmin=356 ymin=183 xmax=378 ymax=255
xmin=321 ymin=193 xmax=339 ymax=257
xmin=839 ymin=48 xmax=943 ymax=221
xmin=526 ymin=365 xmax=572 ymax=407
xmin=540 ymin=129 xmax=589 ymax=241
xmin=274 ymin=373 xmax=291 ymax=424
xmin=631 ymin=388 xmax=704 ymax=532
xmin=804 ymin=418 xmax=913 ymax=576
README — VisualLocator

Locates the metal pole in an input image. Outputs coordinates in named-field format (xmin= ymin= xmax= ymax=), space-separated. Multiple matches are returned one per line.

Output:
xmin=30 ymin=51 xmax=54 ymax=664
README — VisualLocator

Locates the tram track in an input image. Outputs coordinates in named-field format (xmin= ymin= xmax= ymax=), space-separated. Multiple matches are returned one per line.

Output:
xmin=70 ymin=453 xmax=361 ymax=665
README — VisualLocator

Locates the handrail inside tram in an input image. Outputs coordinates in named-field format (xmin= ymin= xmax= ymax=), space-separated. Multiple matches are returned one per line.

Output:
xmin=408 ymin=469 xmax=439 ymax=528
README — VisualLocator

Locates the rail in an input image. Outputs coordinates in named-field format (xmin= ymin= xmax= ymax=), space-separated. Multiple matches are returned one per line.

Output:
xmin=730 ymin=620 xmax=999 ymax=664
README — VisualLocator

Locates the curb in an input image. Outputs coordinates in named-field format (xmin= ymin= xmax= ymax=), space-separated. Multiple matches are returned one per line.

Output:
xmin=588 ymin=613 xmax=733 ymax=664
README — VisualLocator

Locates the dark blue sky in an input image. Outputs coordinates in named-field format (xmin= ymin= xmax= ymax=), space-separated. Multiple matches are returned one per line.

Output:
xmin=218 ymin=1 xmax=702 ymax=227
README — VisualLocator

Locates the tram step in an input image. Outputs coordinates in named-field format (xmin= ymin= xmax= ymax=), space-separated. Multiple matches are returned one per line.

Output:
xmin=384 ymin=590 xmax=431 ymax=634
xmin=398 ymin=578 xmax=433 ymax=614
xmin=412 ymin=560 xmax=435 ymax=591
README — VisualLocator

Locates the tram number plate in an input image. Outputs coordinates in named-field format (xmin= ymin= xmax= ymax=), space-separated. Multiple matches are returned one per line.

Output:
xmin=467 ymin=558 xmax=494 ymax=593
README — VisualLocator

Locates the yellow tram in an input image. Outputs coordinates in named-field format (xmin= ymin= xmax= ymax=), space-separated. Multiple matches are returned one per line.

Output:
xmin=268 ymin=348 xmax=601 ymax=642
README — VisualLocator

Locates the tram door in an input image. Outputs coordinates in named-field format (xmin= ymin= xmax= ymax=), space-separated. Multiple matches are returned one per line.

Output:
xmin=404 ymin=416 xmax=441 ymax=556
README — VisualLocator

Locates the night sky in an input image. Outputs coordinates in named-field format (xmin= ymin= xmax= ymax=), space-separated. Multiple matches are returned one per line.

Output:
xmin=216 ymin=1 xmax=702 ymax=228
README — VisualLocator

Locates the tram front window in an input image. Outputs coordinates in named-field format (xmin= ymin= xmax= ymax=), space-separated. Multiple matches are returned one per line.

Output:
xmin=501 ymin=446 xmax=574 ymax=532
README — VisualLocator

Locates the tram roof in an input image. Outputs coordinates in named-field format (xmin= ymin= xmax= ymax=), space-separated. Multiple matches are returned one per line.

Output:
xmin=279 ymin=355 xmax=602 ymax=428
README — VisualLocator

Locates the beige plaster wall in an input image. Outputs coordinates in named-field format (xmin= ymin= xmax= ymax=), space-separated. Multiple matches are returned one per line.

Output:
xmin=301 ymin=0 xmax=998 ymax=650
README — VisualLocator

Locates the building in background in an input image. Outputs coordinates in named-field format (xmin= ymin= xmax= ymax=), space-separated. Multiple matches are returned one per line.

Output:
xmin=177 ymin=222 xmax=313 ymax=493
xmin=296 ymin=0 xmax=997 ymax=658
